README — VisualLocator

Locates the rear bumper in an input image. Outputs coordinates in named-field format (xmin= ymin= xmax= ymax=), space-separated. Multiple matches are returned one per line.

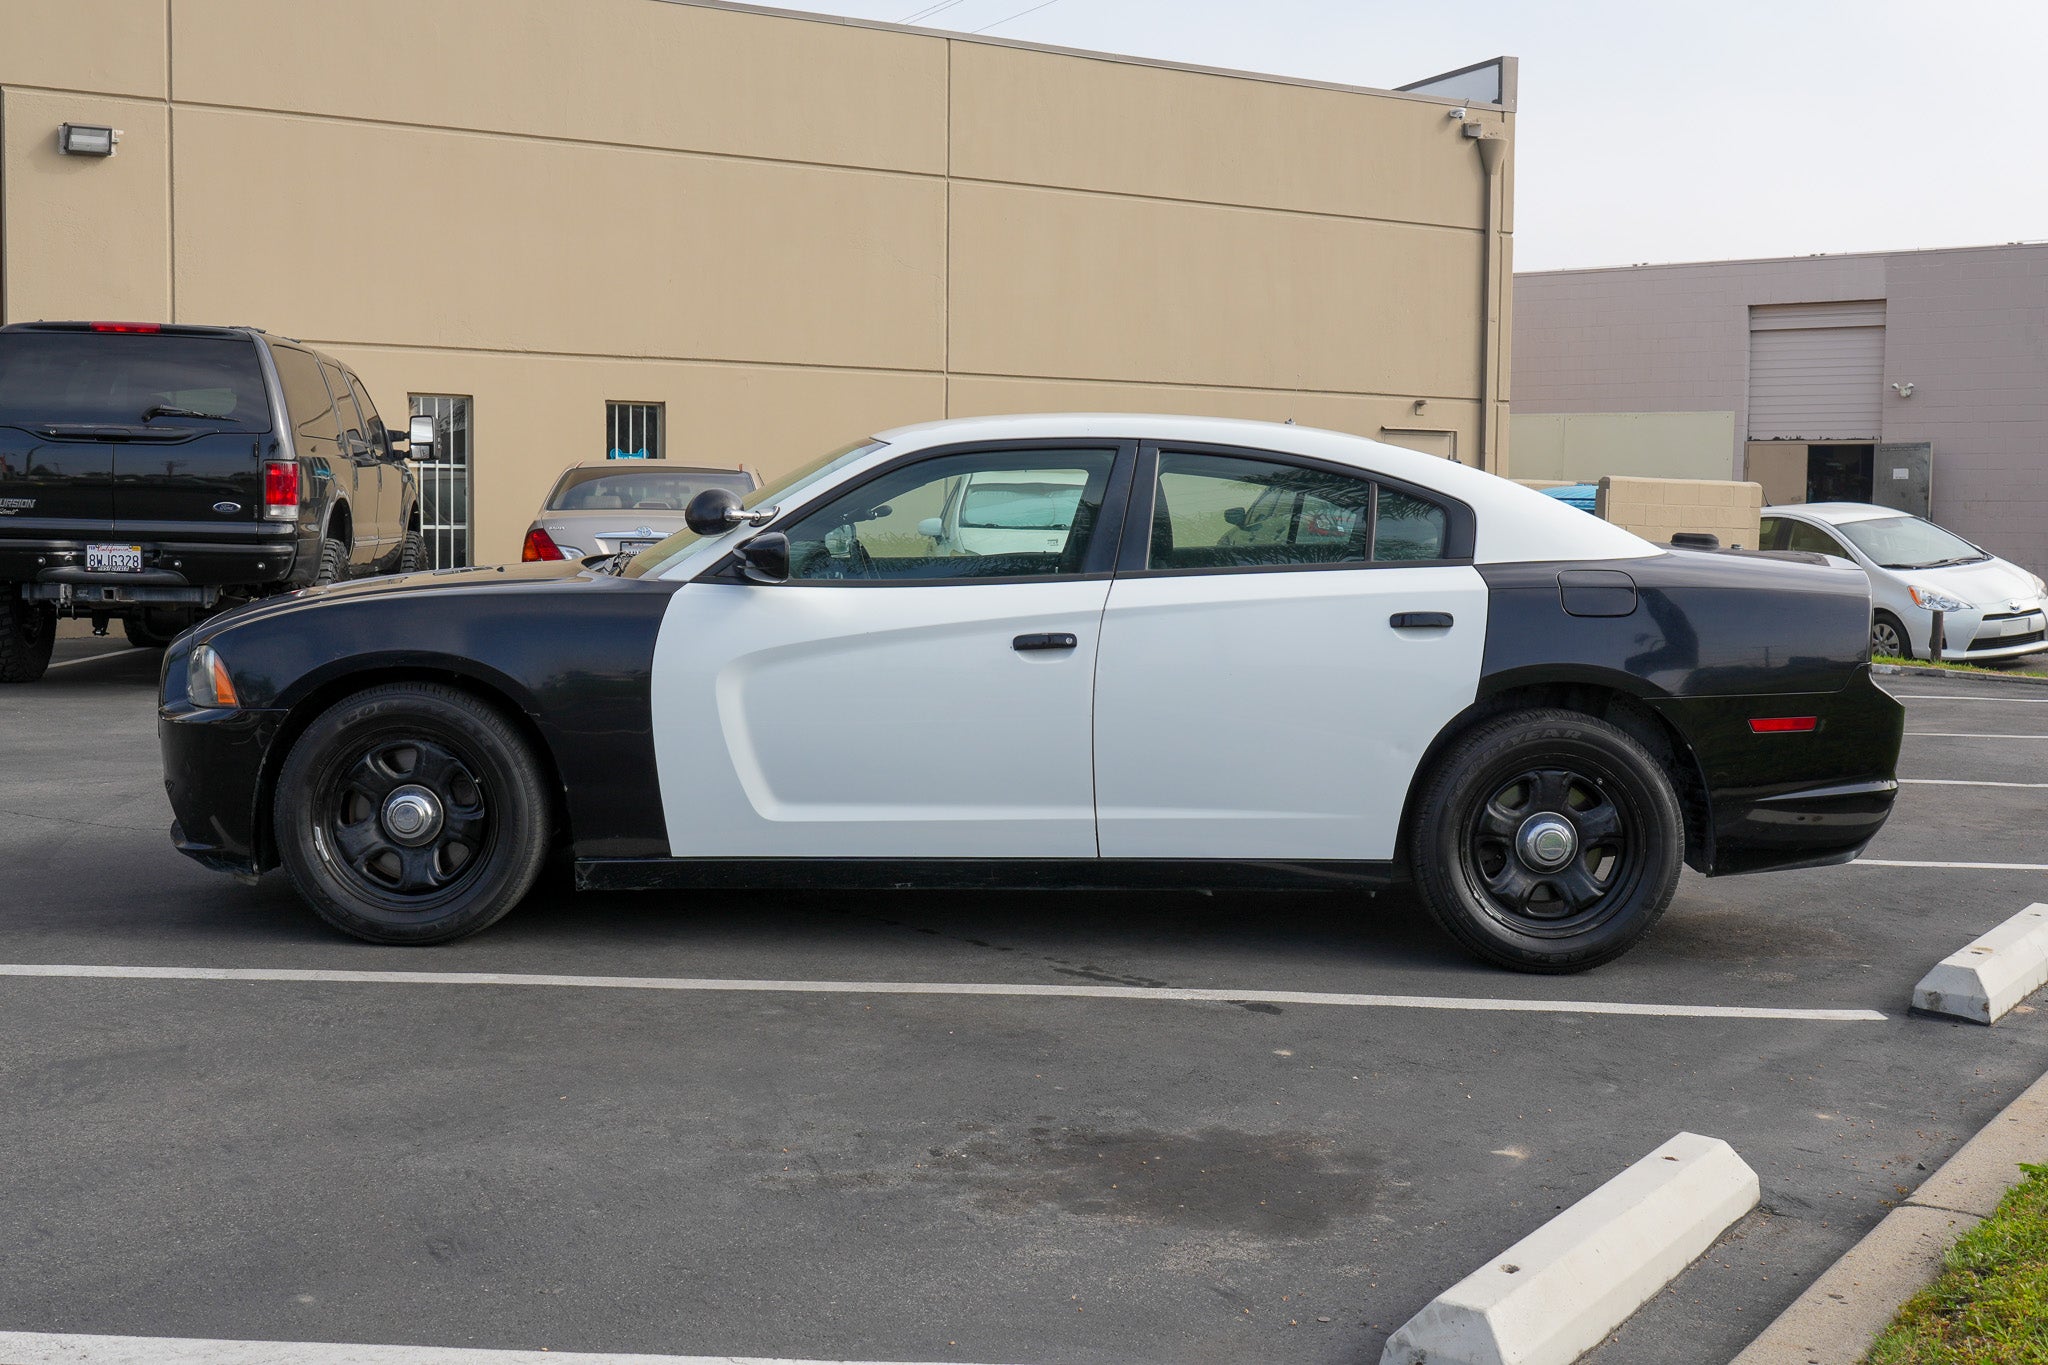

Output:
xmin=160 ymin=702 xmax=285 ymax=876
xmin=0 ymin=530 xmax=301 ymax=591
xmin=1703 ymin=777 xmax=1899 ymax=875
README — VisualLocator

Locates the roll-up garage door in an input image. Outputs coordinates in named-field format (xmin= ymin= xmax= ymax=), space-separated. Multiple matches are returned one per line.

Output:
xmin=1747 ymin=301 xmax=1885 ymax=440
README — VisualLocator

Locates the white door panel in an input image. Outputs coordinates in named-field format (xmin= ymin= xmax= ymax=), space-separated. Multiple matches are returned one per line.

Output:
xmin=1093 ymin=566 xmax=1489 ymax=860
xmin=651 ymin=580 xmax=1108 ymax=858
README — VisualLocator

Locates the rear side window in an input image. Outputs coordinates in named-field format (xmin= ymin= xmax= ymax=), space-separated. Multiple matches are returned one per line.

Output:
xmin=321 ymin=359 xmax=364 ymax=440
xmin=272 ymin=346 xmax=339 ymax=446
xmin=0 ymin=331 xmax=272 ymax=431
xmin=1147 ymin=451 xmax=1450 ymax=570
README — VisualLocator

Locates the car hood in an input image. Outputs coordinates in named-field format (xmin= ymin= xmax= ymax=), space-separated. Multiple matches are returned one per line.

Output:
xmin=1897 ymin=556 xmax=2040 ymax=605
xmin=194 ymin=559 xmax=590 ymax=639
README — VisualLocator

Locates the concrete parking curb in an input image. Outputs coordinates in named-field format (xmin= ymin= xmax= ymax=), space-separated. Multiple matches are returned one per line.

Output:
xmin=1380 ymin=1132 xmax=1758 ymax=1365
xmin=1730 ymin=1064 xmax=2048 ymax=1365
xmin=1913 ymin=903 xmax=2048 ymax=1024
xmin=1873 ymin=662 xmax=2048 ymax=686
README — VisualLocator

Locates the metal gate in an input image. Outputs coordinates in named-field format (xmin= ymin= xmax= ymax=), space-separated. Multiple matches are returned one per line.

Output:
xmin=409 ymin=394 xmax=471 ymax=568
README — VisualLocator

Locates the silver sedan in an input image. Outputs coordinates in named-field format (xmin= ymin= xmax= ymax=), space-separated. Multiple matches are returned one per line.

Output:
xmin=521 ymin=460 xmax=758 ymax=563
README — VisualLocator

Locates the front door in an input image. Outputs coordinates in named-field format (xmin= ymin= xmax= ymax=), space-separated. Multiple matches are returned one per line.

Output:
xmin=1092 ymin=446 xmax=1489 ymax=861
xmin=649 ymin=442 xmax=1131 ymax=859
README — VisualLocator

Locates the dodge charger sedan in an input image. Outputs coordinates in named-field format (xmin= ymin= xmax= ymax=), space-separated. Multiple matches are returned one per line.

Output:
xmin=160 ymin=416 xmax=1904 ymax=972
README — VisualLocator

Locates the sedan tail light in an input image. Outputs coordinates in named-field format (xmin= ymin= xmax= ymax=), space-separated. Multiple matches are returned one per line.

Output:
xmin=522 ymin=527 xmax=565 ymax=562
xmin=262 ymin=460 xmax=299 ymax=521
xmin=1749 ymin=716 xmax=1818 ymax=734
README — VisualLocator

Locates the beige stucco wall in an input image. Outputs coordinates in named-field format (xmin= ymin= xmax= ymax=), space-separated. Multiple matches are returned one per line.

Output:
xmin=1597 ymin=476 xmax=1764 ymax=551
xmin=0 ymin=0 xmax=1513 ymax=563
xmin=1510 ymin=412 xmax=1739 ymax=483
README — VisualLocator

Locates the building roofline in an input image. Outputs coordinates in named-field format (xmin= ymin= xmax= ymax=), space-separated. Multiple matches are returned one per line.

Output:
xmin=654 ymin=0 xmax=1515 ymax=111
xmin=1517 ymin=239 xmax=2048 ymax=279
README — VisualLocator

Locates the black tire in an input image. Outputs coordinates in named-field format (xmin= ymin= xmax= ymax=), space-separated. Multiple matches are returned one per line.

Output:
xmin=1871 ymin=610 xmax=1908 ymax=660
xmin=0 ymin=594 xmax=55 ymax=683
xmin=314 ymin=537 xmax=348 ymax=586
xmin=1408 ymin=708 xmax=1683 ymax=973
xmin=123 ymin=615 xmax=182 ymax=649
xmin=274 ymin=683 xmax=550 ymax=945
xmin=397 ymin=528 xmax=425 ymax=574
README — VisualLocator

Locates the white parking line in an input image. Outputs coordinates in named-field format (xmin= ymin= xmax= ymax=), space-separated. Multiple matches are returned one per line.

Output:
xmin=1904 ymin=732 xmax=2048 ymax=739
xmin=0 ymin=1332 xmax=990 ymax=1365
xmin=44 ymin=649 xmax=141 ymax=670
xmin=1899 ymin=778 xmax=2048 ymax=789
xmin=0 ymin=963 xmax=1887 ymax=1022
xmin=1858 ymin=858 xmax=2048 ymax=871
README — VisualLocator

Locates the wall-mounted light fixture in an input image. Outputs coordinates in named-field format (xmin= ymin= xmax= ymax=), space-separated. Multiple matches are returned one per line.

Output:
xmin=57 ymin=123 xmax=121 ymax=157
xmin=1891 ymin=381 xmax=1916 ymax=398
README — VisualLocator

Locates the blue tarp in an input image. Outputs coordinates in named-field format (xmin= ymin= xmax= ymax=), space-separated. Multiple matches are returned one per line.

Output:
xmin=1540 ymin=483 xmax=1599 ymax=513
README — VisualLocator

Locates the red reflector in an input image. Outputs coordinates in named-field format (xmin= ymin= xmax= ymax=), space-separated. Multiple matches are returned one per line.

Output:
xmin=90 ymin=321 xmax=161 ymax=334
xmin=522 ymin=527 xmax=564 ymax=562
xmin=1750 ymin=716 xmax=1818 ymax=734
xmin=264 ymin=460 xmax=299 ymax=508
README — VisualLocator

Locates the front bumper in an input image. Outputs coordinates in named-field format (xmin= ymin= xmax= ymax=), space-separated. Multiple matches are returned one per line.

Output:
xmin=160 ymin=702 xmax=286 ymax=877
xmin=1902 ymin=601 xmax=2048 ymax=662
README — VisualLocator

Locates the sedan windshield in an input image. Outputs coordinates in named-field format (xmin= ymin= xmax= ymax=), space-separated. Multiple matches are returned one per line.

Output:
xmin=1835 ymin=514 xmax=1987 ymax=570
xmin=619 ymin=438 xmax=886 ymax=578
xmin=548 ymin=467 xmax=751 ymax=513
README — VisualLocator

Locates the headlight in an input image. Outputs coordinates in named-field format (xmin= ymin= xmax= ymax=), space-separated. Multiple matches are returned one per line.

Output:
xmin=187 ymin=643 xmax=240 ymax=708
xmin=2032 ymin=573 xmax=2046 ymax=598
xmin=1908 ymin=585 xmax=1973 ymax=612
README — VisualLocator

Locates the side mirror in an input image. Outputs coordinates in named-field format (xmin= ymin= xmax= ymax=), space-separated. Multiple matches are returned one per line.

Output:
xmin=1223 ymin=506 xmax=1248 ymax=527
xmin=735 ymin=532 xmax=789 ymax=584
xmin=407 ymin=414 xmax=436 ymax=457
xmin=686 ymin=486 xmax=744 ymax=534
xmin=917 ymin=517 xmax=944 ymax=538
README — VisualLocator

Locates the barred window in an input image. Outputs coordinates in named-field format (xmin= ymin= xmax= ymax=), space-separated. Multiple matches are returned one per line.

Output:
xmin=409 ymin=394 xmax=472 ymax=569
xmin=606 ymin=402 xmax=663 ymax=461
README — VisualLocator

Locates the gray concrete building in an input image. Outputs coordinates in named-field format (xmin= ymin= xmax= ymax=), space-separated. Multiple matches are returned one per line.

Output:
xmin=1512 ymin=243 xmax=2048 ymax=573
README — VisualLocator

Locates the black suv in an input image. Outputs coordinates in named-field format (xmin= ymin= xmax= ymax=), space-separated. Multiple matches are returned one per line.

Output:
xmin=0 ymin=322 xmax=428 ymax=682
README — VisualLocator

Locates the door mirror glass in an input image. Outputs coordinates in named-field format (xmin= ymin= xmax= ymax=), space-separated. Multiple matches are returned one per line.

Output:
xmin=736 ymin=532 xmax=790 ymax=584
xmin=407 ymin=414 xmax=436 ymax=456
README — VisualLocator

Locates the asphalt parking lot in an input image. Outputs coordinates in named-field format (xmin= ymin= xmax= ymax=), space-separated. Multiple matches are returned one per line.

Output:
xmin=6 ymin=628 xmax=2048 ymax=1364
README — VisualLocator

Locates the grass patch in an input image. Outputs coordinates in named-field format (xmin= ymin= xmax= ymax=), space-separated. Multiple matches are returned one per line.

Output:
xmin=1873 ymin=654 xmax=2044 ymax=679
xmin=1866 ymin=1163 xmax=2048 ymax=1364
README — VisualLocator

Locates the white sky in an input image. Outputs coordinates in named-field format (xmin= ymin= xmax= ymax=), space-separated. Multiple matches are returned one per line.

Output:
xmin=773 ymin=0 xmax=2048 ymax=271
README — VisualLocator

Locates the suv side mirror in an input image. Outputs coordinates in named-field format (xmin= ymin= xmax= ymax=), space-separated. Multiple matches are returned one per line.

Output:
xmin=735 ymin=532 xmax=789 ymax=584
xmin=407 ymin=414 xmax=436 ymax=457
xmin=686 ymin=486 xmax=744 ymax=534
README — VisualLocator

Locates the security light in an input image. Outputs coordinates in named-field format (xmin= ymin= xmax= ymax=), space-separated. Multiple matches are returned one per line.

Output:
xmin=57 ymin=124 xmax=120 ymax=157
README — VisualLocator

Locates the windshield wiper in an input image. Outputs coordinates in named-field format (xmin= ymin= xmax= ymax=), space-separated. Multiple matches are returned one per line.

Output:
xmin=141 ymin=403 xmax=227 ymax=421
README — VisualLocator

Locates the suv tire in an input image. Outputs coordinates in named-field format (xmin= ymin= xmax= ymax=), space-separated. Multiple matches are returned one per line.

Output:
xmin=0 ymin=595 xmax=56 ymax=683
xmin=313 ymin=538 xmax=348 ymax=586
xmin=123 ymin=615 xmax=181 ymax=649
xmin=274 ymin=682 xmax=550 ymax=945
xmin=398 ymin=529 xmax=425 ymax=574
xmin=1409 ymin=708 xmax=1683 ymax=973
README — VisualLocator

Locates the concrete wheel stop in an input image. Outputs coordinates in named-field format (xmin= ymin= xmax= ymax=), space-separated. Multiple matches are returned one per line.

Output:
xmin=1913 ymin=903 xmax=2048 ymax=1025
xmin=1380 ymin=1131 xmax=1758 ymax=1365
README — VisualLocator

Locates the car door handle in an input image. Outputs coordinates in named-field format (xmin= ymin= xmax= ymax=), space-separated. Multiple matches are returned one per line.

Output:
xmin=1013 ymin=632 xmax=1079 ymax=651
xmin=1390 ymin=611 xmax=1454 ymax=629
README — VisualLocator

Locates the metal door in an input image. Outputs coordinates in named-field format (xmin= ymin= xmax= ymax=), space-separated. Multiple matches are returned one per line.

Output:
xmin=1872 ymin=442 xmax=1933 ymax=518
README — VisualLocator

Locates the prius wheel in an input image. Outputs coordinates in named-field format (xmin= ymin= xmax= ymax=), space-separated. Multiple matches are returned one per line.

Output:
xmin=1409 ymin=708 xmax=1682 ymax=973
xmin=275 ymin=683 xmax=549 ymax=945
xmin=1871 ymin=611 xmax=1907 ymax=660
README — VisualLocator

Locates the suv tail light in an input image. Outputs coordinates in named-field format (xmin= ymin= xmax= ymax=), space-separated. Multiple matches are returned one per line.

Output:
xmin=263 ymin=460 xmax=300 ymax=521
xmin=522 ymin=527 xmax=564 ymax=562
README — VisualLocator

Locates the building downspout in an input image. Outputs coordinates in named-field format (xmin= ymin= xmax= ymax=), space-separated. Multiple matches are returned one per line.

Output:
xmin=1471 ymin=131 xmax=1507 ymax=472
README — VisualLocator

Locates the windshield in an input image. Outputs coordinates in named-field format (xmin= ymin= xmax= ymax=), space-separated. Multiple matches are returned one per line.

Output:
xmin=620 ymin=438 xmax=887 ymax=578
xmin=0 ymin=332 xmax=273 ymax=431
xmin=548 ymin=467 xmax=752 ymax=513
xmin=1835 ymin=514 xmax=1986 ymax=570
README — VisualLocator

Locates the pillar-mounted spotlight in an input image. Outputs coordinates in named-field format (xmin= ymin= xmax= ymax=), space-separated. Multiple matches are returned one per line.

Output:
xmin=57 ymin=124 xmax=121 ymax=157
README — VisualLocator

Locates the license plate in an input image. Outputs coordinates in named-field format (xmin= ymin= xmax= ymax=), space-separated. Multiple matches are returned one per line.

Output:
xmin=616 ymin=539 xmax=657 ymax=554
xmin=86 ymin=544 xmax=143 ymax=573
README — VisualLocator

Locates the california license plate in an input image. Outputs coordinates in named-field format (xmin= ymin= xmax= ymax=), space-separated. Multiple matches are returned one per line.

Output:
xmin=86 ymin=544 xmax=143 ymax=573
xmin=616 ymin=540 xmax=657 ymax=554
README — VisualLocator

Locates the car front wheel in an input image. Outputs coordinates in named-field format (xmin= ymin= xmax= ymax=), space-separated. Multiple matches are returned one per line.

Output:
xmin=274 ymin=682 xmax=550 ymax=945
xmin=1409 ymin=708 xmax=1683 ymax=973
xmin=1871 ymin=611 xmax=1907 ymax=660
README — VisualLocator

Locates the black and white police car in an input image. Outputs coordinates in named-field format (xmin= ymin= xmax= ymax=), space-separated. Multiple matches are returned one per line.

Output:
xmin=160 ymin=415 xmax=1903 ymax=972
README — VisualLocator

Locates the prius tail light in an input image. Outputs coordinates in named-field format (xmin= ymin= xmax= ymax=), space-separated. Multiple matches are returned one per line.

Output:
xmin=522 ymin=527 xmax=565 ymax=562
xmin=262 ymin=460 xmax=299 ymax=521
xmin=1749 ymin=716 xmax=1819 ymax=734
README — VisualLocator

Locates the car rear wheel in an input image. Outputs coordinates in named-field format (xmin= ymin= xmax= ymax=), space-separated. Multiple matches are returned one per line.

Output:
xmin=274 ymin=683 xmax=550 ymax=945
xmin=1871 ymin=611 xmax=1907 ymax=660
xmin=0 ymin=595 xmax=55 ymax=683
xmin=123 ymin=611 xmax=187 ymax=649
xmin=1408 ymin=708 xmax=1683 ymax=973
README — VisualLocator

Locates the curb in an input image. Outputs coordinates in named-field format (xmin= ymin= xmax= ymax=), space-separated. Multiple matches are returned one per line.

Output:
xmin=1872 ymin=662 xmax=2048 ymax=686
xmin=1380 ymin=1132 xmax=1758 ymax=1365
xmin=1913 ymin=903 xmax=2048 ymax=1025
xmin=1730 ymin=1064 xmax=2048 ymax=1364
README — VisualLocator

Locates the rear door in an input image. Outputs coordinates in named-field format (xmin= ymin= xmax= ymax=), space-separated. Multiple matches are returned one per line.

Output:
xmin=345 ymin=369 xmax=405 ymax=556
xmin=1092 ymin=444 xmax=1489 ymax=861
xmin=321 ymin=358 xmax=382 ymax=567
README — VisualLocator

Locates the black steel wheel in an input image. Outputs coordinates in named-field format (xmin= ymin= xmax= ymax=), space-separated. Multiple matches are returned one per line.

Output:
xmin=0 ymin=595 xmax=55 ymax=684
xmin=275 ymin=683 xmax=549 ymax=944
xmin=1409 ymin=708 xmax=1683 ymax=972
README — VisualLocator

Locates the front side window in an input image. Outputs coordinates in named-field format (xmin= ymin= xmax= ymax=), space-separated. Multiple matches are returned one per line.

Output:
xmin=1147 ymin=451 xmax=1447 ymax=570
xmin=1780 ymin=519 xmax=1852 ymax=559
xmin=776 ymin=447 xmax=1116 ymax=582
